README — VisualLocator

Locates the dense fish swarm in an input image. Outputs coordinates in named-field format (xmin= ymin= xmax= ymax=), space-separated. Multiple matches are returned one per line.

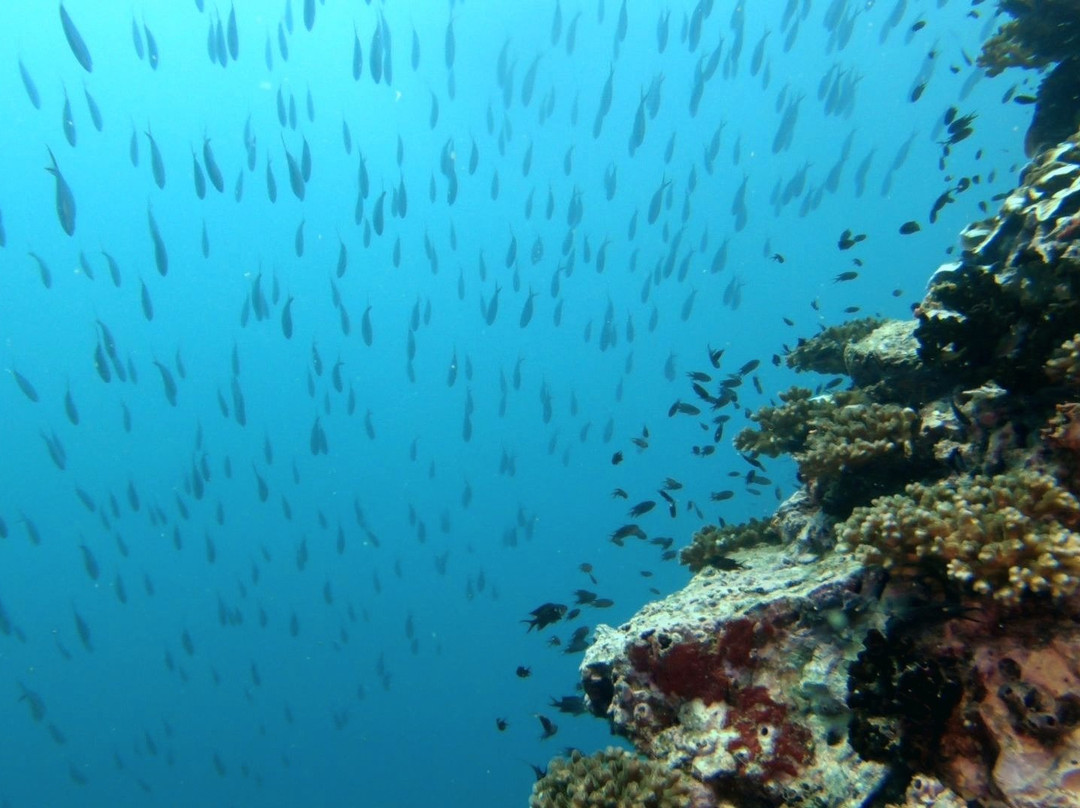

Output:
xmin=0 ymin=0 xmax=1043 ymax=806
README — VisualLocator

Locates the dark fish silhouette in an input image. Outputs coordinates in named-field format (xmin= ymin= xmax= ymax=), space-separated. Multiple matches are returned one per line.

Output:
xmin=46 ymin=148 xmax=76 ymax=236
xmin=10 ymin=369 xmax=39 ymax=402
xmin=146 ymin=128 xmax=165 ymax=188
xmin=153 ymin=360 xmax=177 ymax=406
xmin=522 ymin=603 xmax=567 ymax=632
xmin=60 ymin=4 xmax=93 ymax=72
xmin=18 ymin=59 xmax=40 ymax=108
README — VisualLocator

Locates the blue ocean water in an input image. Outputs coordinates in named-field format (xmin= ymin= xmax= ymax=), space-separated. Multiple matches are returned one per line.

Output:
xmin=0 ymin=1 xmax=1032 ymax=806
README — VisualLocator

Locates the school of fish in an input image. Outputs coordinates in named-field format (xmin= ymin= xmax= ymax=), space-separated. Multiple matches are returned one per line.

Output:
xmin=0 ymin=0 xmax=1032 ymax=804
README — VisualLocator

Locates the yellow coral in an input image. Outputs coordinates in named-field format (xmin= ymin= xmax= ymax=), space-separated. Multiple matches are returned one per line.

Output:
xmin=835 ymin=470 xmax=1080 ymax=605
xmin=734 ymin=388 xmax=862 ymax=458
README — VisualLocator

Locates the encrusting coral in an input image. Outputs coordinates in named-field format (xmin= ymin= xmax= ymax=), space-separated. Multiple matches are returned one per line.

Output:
xmin=529 ymin=747 xmax=714 ymax=808
xmin=835 ymin=469 xmax=1080 ymax=605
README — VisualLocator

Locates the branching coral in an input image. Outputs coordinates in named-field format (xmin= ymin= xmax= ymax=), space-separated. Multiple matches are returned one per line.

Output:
xmin=680 ymin=518 xmax=779 ymax=572
xmin=835 ymin=470 xmax=1080 ymax=605
xmin=786 ymin=317 xmax=884 ymax=376
xmin=795 ymin=403 xmax=918 ymax=482
xmin=978 ymin=0 xmax=1080 ymax=76
xmin=529 ymin=747 xmax=713 ymax=808
xmin=737 ymin=394 xmax=919 ymax=482
xmin=1046 ymin=333 xmax=1080 ymax=385
xmin=734 ymin=387 xmax=861 ymax=458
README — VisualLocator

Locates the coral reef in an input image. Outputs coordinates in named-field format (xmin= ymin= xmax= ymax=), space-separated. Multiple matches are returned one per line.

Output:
xmin=582 ymin=548 xmax=891 ymax=807
xmin=978 ymin=0 xmax=1080 ymax=155
xmin=978 ymin=0 xmax=1080 ymax=76
xmin=834 ymin=469 xmax=1080 ymax=605
xmin=529 ymin=747 xmax=715 ymax=808
xmin=916 ymin=134 xmax=1080 ymax=390
xmin=786 ymin=317 xmax=884 ymax=376
xmin=733 ymin=387 xmax=841 ymax=458
xmin=736 ymin=393 xmax=931 ymax=516
xmin=680 ymin=518 xmax=780 ymax=573
xmin=843 ymin=320 xmax=943 ymax=404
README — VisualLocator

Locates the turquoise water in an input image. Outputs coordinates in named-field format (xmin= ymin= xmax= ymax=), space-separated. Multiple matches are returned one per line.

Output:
xmin=0 ymin=1 xmax=1030 ymax=806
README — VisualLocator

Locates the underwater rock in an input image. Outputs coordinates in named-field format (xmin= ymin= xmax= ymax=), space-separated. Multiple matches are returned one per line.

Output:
xmin=772 ymin=489 xmax=836 ymax=557
xmin=850 ymin=590 xmax=1080 ymax=808
xmin=582 ymin=547 xmax=892 ymax=807
xmin=888 ymin=774 xmax=967 ymax=808
xmin=586 ymin=542 xmax=1080 ymax=807
xmin=1025 ymin=58 xmax=1080 ymax=158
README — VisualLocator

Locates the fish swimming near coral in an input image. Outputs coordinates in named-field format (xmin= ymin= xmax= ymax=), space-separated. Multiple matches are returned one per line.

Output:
xmin=522 ymin=603 xmax=567 ymax=632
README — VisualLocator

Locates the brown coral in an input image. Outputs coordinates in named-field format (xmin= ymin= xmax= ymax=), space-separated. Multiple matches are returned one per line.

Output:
xmin=795 ymin=402 xmax=918 ymax=482
xmin=786 ymin=317 xmax=884 ymax=376
xmin=835 ymin=470 xmax=1080 ymax=605
xmin=529 ymin=747 xmax=714 ymax=808
xmin=977 ymin=0 xmax=1080 ymax=77
xmin=680 ymin=518 xmax=779 ymax=572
